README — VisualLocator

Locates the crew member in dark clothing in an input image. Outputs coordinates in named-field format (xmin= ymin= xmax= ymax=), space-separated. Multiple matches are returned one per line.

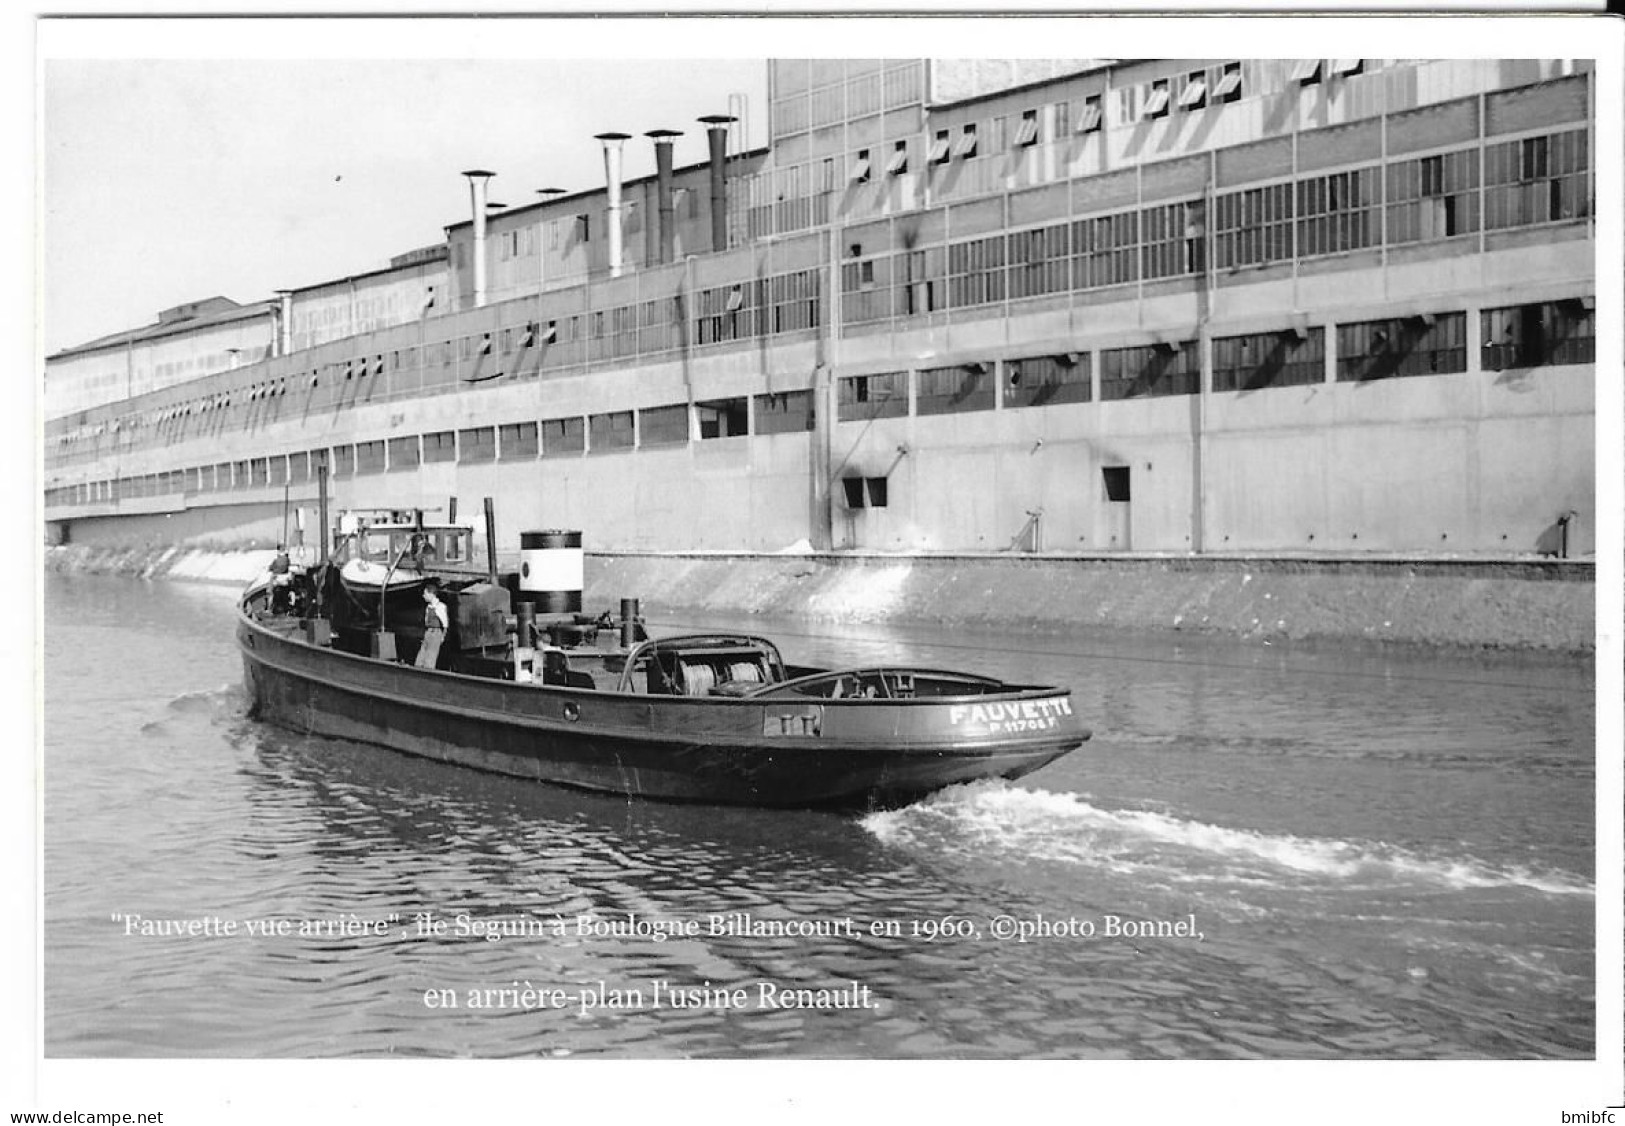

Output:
xmin=269 ymin=544 xmax=293 ymax=612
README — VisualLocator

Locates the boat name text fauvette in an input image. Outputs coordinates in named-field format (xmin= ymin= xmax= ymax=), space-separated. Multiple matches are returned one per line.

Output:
xmin=948 ymin=697 xmax=1073 ymax=732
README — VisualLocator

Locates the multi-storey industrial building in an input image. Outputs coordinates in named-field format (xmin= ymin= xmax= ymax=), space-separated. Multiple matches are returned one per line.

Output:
xmin=44 ymin=58 xmax=1596 ymax=558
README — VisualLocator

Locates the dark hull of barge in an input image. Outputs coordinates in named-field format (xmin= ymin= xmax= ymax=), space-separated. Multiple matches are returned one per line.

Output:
xmin=236 ymin=607 xmax=1086 ymax=810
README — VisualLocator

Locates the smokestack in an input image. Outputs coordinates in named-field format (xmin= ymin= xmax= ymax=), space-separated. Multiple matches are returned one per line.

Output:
xmin=462 ymin=169 xmax=495 ymax=307
xmin=595 ymin=132 xmax=631 ymax=278
xmin=273 ymin=290 xmax=293 ymax=357
xmin=645 ymin=129 xmax=681 ymax=265
xmin=698 ymin=114 xmax=736 ymax=254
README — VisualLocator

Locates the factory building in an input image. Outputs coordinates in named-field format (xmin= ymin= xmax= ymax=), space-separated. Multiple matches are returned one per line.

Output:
xmin=44 ymin=58 xmax=1596 ymax=558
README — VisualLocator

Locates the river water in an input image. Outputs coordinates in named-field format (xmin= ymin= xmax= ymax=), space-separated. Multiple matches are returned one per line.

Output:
xmin=42 ymin=573 xmax=1595 ymax=1059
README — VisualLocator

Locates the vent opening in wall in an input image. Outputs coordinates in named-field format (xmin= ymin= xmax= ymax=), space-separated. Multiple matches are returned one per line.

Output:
xmin=1103 ymin=466 xmax=1131 ymax=502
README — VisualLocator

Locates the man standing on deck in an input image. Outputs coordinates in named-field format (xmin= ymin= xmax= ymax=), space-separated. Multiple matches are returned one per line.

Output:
xmin=416 ymin=579 xmax=449 ymax=669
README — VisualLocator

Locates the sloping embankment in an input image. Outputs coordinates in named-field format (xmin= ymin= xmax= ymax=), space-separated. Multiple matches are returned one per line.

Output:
xmin=593 ymin=552 xmax=1595 ymax=655
xmin=44 ymin=544 xmax=1595 ymax=654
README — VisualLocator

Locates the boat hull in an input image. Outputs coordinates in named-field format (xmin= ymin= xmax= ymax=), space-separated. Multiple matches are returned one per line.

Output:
xmin=237 ymin=612 xmax=1085 ymax=810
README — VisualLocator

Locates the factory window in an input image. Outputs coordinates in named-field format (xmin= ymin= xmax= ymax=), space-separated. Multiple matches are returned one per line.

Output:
xmin=1071 ymin=210 xmax=1140 ymax=290
xmin=851 ymin=149 xmax=871 ymax=185
xmin=954 ymin=123 xmax=978 ymax=159
xmin=917 ymin=363 xmax=996 ymax=416
xmin=1386 ymin=148 xmax=1478 ymax=244
xmin=1297 ymin=167 xmax=1379 ymax=257
xmin=989 ymin=116 xmax=1008 ymax=151
xmin=1212 ymin=182 xmax=1294 ymax=270
xmin=330 ymin=447 xmax=354 ymax=478
xmin=541 ymin=416 xmax=585 ymax=457
xmin=604 ymin=304 xmax=639 ymax=360
xmin=1005 ymin=353 xmax=1091 ymax=408
xmin=499 ymin=421 xmax=538 ymax=459
xmin=1053 ymin=101 xmax=1070 ymax=137
xmin=842 ymin=477 xmax=888 ymax=508
xmin=291 ymin=453 xmax=313 ymax=483
xmin=930 ymin=130 xmax=951 ymax=165
xmin=698 ymin=398 xmax=749 ymax=439
xmin=423 ymin=430 xmax=456 ymax=463
xmin=1292 ymin=59 xmax=1323 ymax=86
xmin=1076 ymin=95 xmax=1103 ymax=134
xmin=1143 ymin=81 xmax=1171 ymax=119
xmin=1335 ymin=313 xmax=1467 ymax=382
xmin=899 ymin=248 xmax=944 ymax=316
xmin=837 ymin=372 xmax=908 ymax=421
xmin=1214 ymin=62 xmax=1243 ymax=103
xmin=1213 ymin=328 xmax=1326 ymax=392
xmin=1330 ymin=59 xmax=1364 ymax=77
xmin=1100 ymin=342 xmax=1200 ymax=400
xmin=1141 ymin=200 xmax=1203 ymax=280
xmin=1481 ymin=299 xmax=1594 ymax=371
xmin=458 ymin=427 xmax=495 ymax=463
xmin=948 ymin=235 xmax=1007 ymax=309
xmin=636 ymin=298 xmax=681 ymax=354
xmin=767 ymin=269 xmax=820 ymax=334
xmin=355 ymin=441 xmax=386 ymax=475
xmin=841 ymin=256 xmax=890 ymax=323
xmin=1015 ymin=109 xmax=1040 ymax=147
xmin=639 ymin=404 xmax=690 ymax=447
xmin=1007 ymin=222 xmax=1070 ymax=299
xmin=698 ymin=281 xmax=759 ymax=344
xmin=1484 ymin=129 xmax=1589 ymax=230
xmin=588 ymin=411 xmax=635 ymax=454
xmin=754 ymin=390 xmax=815 ymax=435
xmin=886 ymin=140 xmax=909 ymax=176
xmin=1178 ymin=71 xmax=1207 ymax=111
xmin=387 ymin=436 xmax=419 ymax=471
xmin=267 ymin=457 xmax=288 ymax=487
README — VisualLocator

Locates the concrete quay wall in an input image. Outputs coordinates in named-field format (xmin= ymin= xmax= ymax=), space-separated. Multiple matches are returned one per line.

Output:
xmin=44 ymin=544 xmax=1595 ymax=655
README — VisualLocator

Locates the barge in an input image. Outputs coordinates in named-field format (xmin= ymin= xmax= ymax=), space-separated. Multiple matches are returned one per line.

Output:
xmin=237 ymin=504 xmax=1089 ymax=809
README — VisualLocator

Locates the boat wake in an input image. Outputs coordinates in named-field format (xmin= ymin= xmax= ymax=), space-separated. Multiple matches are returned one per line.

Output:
xmin=861 ymin=781 xmax=1593 ymax=898
xmin=139 ymin=684 xmax=247 ymax=735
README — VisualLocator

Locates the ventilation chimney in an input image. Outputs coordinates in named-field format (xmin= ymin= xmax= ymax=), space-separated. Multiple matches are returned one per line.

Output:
xmin=595 ymin=132 xmax=631 ymax=278
xmin=275 ymin=290 xmax=293 ymax=357
xmin=698 ymin=114 xmax=736 ymax=254
xmin=462 ymin=170 xmax=495 ymax=307
xmin=645 ymin=129 xmax=681 ymax=265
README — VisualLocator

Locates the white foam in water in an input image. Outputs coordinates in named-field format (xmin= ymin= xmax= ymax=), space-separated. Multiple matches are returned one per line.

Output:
xmin=862 ymin=782 xmax=1593 ymax=897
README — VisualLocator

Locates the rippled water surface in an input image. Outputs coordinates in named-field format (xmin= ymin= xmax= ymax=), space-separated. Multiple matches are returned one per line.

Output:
xmin=43 ymin=574 xmax=1594 ymax=1058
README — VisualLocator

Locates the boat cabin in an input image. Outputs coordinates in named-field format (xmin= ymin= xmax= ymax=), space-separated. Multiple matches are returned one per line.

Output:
xmin=334 ymin=509 xmax=475 ymax=570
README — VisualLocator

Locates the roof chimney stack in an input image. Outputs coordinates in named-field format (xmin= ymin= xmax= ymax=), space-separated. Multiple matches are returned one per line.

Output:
xmin=462 ymin=169 xmax=495 ymax=308
xmin=645 ymin=129 xmax=682 ymax=265
xmin=698 ymin=114 xmax=736 ymax=254
xmin=595 ymin=132 xmax=631 ymax=279
xmin=275 ymin=290 xmax=293 ymax=356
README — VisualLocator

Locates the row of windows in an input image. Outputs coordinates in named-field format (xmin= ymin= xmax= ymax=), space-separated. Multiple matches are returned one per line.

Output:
xmin=829 ymin=299 xmax=1592 ymax=421
xmin=48 ymin=392 xmax=820 ymax=505
xmin=72 ymin=272 xmax=826 ymax=438
xmin=839 ymin=129 xmax=1588 ymax=320
xmin=44 ymin=298 xmax=1593 ymax=509
xmin=50 ymin=124 xmax=1590 ymax=456
xmin=757 ymin=60 xmax=1346 ymax=240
